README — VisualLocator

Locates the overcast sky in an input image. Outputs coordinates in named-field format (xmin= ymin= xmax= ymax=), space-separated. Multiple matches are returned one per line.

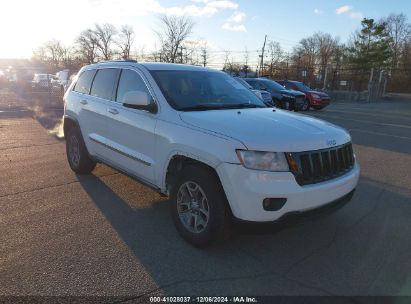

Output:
xmin=1 ymin=0 xmax=410 ymax=66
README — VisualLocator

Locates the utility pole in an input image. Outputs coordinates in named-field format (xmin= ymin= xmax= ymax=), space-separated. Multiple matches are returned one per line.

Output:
xmin=259 ymin=35 xmax=267 ymax=76
xmin=323 ymin=67 xmax=328 ymax=91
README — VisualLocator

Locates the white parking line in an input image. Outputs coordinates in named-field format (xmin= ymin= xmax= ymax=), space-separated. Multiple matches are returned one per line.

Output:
xmin=324 ymin=108 xmax=411 ymax=120
xmin=0 ymin=109 xmax=31 ymax=113
xmin=348 ymin=128 xmax=411 ymax=140
xmin=312 ymin=113 xmax=411 ymax=129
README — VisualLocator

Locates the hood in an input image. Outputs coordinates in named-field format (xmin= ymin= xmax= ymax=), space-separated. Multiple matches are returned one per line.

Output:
xmin=309 ymin=90 xmax=329 ymax=98
xmin=280 ymin=89 xmax=306 ymax=97
xmin=179 ymin=108 xmax=351 ymax=152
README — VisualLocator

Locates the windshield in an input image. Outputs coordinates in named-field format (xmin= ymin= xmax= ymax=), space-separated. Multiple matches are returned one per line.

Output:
xmin=294 ymin=82 xmax=311 ymax=91
xmin=235 ymin=77 xmax=253 ymax=90
xmin=263 ymin=79 xmax=286 ymax=91
xmin=150 ymin=70 xmax=266 ymax=111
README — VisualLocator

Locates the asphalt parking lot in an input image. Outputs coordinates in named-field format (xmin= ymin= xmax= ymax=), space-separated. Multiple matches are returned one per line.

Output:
xmin=1 ymin=91 xmax=411 ymax=298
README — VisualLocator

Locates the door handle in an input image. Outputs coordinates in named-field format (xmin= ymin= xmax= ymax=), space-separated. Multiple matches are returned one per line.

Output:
xmin=108 ymin=108 xmax=119 ymax=115
xmin=80 ymin=99 xmax=88 ymax=105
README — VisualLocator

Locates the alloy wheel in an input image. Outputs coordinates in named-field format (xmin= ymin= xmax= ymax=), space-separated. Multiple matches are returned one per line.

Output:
xmin=176 ymin=181 xmax=210 ymax=233
xmin=69 ymin=135 xmax=80 ymax=168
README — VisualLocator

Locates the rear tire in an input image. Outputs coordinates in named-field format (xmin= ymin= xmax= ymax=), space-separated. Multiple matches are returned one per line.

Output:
xmin=66 ymin=126 xmax=96 ymax=174
xmin=170 ymin=165 xmax=231 ymax=247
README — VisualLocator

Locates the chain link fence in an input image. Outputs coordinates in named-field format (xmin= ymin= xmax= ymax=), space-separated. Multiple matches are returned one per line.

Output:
xmin=269 ymin=65 xmax=411 ymax=102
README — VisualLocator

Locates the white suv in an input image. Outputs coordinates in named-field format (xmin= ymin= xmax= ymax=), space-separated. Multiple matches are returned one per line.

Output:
xmin=63 ymin=60 xmax=360 ymax=247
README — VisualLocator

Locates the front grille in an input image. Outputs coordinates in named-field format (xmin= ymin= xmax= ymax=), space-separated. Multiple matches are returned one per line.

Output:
xmin=287 ymin=142 xmax=355 ymax=186
xmin=295 ymin=96 xmax=305 ymax=104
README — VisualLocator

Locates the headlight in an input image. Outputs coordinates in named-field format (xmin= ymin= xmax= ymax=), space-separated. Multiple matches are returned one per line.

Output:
xmin=281 ymin=94 xmax=291 ymax=98
xmin=236 ymin=150 xmax=289 ymax=172
xmin=312 ymin=93 xmax=321 ymax=99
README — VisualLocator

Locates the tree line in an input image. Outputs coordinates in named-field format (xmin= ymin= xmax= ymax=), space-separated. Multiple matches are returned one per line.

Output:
xmin=32 ymin=13 xmax=411 ymax=92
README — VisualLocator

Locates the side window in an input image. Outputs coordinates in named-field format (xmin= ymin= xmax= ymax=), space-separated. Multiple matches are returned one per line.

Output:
xmin=73 ymin=70 xmax=96 ymax=94
xmin=116 ymin=69 xmax=152 ymax=103
xmin=90 ymin=69 xmax=119 ymax=100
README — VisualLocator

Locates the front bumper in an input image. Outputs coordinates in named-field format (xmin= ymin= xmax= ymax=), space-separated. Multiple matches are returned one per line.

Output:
xmin=311 ymin=98 xmax=330 ymax=106
xmin=216 ymin=162 xmax=360 ymax=222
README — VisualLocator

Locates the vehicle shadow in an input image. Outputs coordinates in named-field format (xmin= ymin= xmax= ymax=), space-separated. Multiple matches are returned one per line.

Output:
xmin=77 ymin=173 xmax=411 ymax=296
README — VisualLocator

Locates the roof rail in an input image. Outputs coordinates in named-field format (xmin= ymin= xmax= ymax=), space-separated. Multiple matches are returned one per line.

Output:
xmin=99 ymin=59 xmax=138 ymax=63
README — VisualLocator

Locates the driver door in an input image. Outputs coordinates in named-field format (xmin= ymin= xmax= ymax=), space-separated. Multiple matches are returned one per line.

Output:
xmin=104 ymin=68 xmax=158 ymax=184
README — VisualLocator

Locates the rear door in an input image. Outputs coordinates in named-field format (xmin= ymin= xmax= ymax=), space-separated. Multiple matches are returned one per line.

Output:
xmin=71 ymin=69 xmax=104 ymax=157
xmin=75 ymin=68 xmax=119 ymax=158
xmin=104 ymin=68 xmax=157 ymax=184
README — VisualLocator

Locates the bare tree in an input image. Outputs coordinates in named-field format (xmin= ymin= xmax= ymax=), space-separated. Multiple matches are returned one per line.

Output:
xmin=382 ymin=13 xmax=411 ymax=67
xmin=292 ymin=32 xmax=338 ymax=83
xmin=266 ymin=41 xmax=283 ymax=77
xmin=93 ymin=23 xmax=117 ymax=60
xmin=200 ymin=42 xmax=209 ymax=67
xmin=242 ymin=47 xmax=250 ymax=77
xmin=76 ymin=29 xmax=98 ymax=64
xmin=223 ymin=50 xmax=232 ymax=71
xmin=33 ymin=39 xmax=73 ymax=68
xmin=156 ymin=15 xmax=195 ymax=63
xmin=134 ymin=45 xmax=147 ymax=62
xmin=116 ymin=25 xmax=135 ymax=60
xmin=315 ymin=33 xmax=339 ymax=79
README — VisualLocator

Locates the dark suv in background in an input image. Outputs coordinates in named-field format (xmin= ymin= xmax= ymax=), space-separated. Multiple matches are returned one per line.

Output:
xmin=244 ymin=78 xmax=306 ymax=111
xmin=234 ymin=77 xmax=273 ymax=106
xmin=277 ymin=80 xmax=331 ymax=111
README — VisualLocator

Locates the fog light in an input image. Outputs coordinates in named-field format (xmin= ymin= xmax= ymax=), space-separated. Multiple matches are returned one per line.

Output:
xmin=263 ymin=198 xmax=287 ymax=211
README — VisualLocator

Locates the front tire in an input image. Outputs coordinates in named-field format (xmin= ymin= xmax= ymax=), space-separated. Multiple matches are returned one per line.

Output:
xmin=170 ymin=165 xmax=231 ymax=247
xmin=66 ymin=126 xmax=96 ymax=174
xmin=301 ymin=98 xmax=310 ymax=111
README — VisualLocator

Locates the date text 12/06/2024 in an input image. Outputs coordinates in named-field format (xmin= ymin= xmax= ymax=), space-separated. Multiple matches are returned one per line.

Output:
xmin=149 ymin=296 xmax=258 ymax=303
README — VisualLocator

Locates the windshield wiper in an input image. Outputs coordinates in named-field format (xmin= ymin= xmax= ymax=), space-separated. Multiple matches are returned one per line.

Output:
xmin=179 ymin=104 xmax=227 ymax=111
xmin=180 ymin=103 xmax=265 ymax=111
xmin=222 ymin=103 xmax=266 ymax=109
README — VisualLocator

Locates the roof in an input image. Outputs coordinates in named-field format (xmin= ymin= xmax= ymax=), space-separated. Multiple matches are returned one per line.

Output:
xmin=139 ymin=63 xmax=214 ymax=72
xmin=88 ymin=61 xmax=214 ymax=72
xmin=243 ymin=77 xmax=273 ymax=82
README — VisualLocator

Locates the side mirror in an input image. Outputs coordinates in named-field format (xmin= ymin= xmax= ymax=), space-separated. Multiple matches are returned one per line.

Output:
xmin=122 ymin=90 xmax=156 ymax=113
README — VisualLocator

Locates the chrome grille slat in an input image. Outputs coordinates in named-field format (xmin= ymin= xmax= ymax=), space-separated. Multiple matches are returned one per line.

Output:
xmin=288 ymin=143 xmax=355 ymax=186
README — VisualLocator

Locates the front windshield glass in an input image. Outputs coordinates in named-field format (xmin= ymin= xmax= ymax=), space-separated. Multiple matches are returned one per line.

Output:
xmin=235 ymin=77 xmax=253 ymax=90
xmin=264 ymin=79 xmax=286 ymax=91
xmin=294 ymin=82 xmax=311 ymax=91
xmin=150 ymin=70 xmax=266 ymax=111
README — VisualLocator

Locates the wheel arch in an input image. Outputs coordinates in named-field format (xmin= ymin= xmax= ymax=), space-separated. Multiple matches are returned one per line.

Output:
xmin=63 ymin=115 xmax=79 ymax=138
xmin=164 ymin=153 xmax=217 ymax=192
xmin=164 ymin=153 xmax=234 ymax=216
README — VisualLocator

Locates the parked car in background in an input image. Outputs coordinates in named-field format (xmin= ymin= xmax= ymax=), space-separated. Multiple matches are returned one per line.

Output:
xmin=244 ymin=78 xmax=306 ymax=111
xmin=277 ymin=80 xmax=331 ymax=111
xmin=31 ymin=74 xmax=55 ymax=91
xmin=234 ymin=77 xmax=273 ymax=106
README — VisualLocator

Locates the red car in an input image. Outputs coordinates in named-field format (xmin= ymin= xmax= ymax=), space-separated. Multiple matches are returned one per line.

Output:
xmin=277 ymin=80 xmax=331 ymax=111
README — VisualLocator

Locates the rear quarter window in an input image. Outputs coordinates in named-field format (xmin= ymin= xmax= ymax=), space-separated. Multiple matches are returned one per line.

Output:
xmin=73 ymin=70 xmax=96 ymax=94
